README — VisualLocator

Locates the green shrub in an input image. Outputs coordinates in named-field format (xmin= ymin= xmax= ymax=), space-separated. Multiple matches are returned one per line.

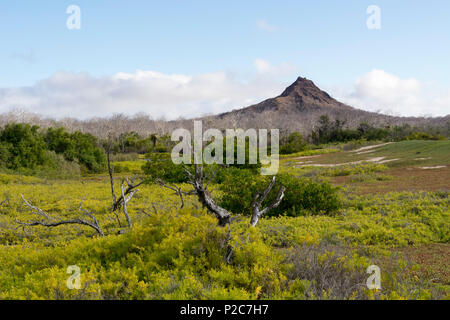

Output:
xmin=0 ymin=124 xmax=106 ymax=174
xmin=218 ymin=171 xmax=341 ymax=217
xmin=33 ymin=151 xmax=81 ymax=178
xmin=46 ymin=129 xmax=106 ymax=173
xmin=0 ymin=123 xmax=48 ymax=170
xmin=273 ymin=174 xmax=341 ymax=216
xmin=217 ymin=168 xmax=262 ymax=213
xmin=142 ymin=153 xmax=188 ymax=183
xmin=406 ymin=132 xmax=446 ymax=141
xmin=280 ymin=132 xmax=308 ymax=155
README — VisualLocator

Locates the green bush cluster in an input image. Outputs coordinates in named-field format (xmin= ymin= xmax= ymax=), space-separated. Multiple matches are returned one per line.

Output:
xmin=101 ymin=132 xmax=174 ymax=154
xmin=0 ymin=124 xmax=106 ymax=175
xmin=218 ymin=169 xmax=341 ymax=217
xmin=309 ymin=115 xmax=448 ymax=146
xmin=280 ymin=132 xmax=308 ymax=155
xmin=46 ymin=127 xmax=106 ymax=173
xmin=142 ymin=153 xmax=188 ymax=183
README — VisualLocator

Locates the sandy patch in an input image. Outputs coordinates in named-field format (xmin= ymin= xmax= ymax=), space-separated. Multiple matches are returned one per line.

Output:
xmin=356 ymin=150 xmax=375 ymax=155
xmin=293 ymin=155 xmax=321 ymax=160
xmin=296 ymin=160 xmax=314 ymax=165
xmin=352 ymin=142 xmax=392 ymax=153
xmin=378 ymin=158 xmax=399 ymax=164
xmin=296 ymin=156 xmax=399 ymax=167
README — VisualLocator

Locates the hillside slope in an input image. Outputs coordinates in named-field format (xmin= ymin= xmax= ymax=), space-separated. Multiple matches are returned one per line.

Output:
xmin=1 ymin=77 xmax=448 ymax=138
xmin=207 ymin=77 xmax=450 ymax=136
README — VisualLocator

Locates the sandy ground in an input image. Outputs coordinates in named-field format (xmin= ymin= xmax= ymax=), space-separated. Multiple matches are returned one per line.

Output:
xmin=353 ymin=142 xmax=392 ymax=154
xmin=292 ymin=155 xmax=321 ymax=161
xmin=296 ymin=156 xmax=399 ymax=167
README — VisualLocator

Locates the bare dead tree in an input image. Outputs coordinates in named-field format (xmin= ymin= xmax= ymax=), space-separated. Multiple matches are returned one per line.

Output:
xmin=185 ymin=165 xmax=232 ymax=227
xmin=105 ymin=138 xmax=144 ymax=229
xmin=250 ymin=176 xmax=286 ymax=227
xmin=112 ymin=175 xmax=144 ymax=212
xmin=154 ymin=164 xmax=286 ymax=228
xmin=106 ymin=141 xmax=117 ymax=208
xmin=16 ymin=195 xmax=104 ymax=236
xmin=120 ymin=179 xmax=138 ymax=228
xmin=151 ymin=163 xmax=286 ymax=264
xmin=106 ymin=142 xmax=123 ymax=227
xmin=105 ymin=134 xmax=144 ymax=214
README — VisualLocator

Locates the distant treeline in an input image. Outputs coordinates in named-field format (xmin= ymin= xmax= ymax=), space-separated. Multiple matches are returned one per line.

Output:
xmin=103 ymin=116 xmax=449 ymax=157
xmin=0 ymin=124 xmax=106 ymax=175
xmin=308 ymin=115 xmax=447 ymax=146
xmin=272 ymin=115 xmax=448 ymax=155
xmin=0 ymin=115 xmax=447 ymax=176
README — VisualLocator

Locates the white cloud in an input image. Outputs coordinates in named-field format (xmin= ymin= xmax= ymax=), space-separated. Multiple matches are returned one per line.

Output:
xmin=256 ymin=19 xmax=279 ymax=32
xmin=0 ymin=64 xmax=295 ymax=120
xmin=335 ymin=69 xmax=450 ymax=117
xmin=2 ymin=67 xmax=447 ymax=120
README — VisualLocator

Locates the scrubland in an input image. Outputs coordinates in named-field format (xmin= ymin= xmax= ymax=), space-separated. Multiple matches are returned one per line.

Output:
xmin=0 ymin=140 xmax=448 ymax=300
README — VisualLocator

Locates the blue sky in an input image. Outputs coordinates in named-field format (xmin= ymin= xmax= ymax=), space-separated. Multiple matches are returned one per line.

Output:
xmin=0 ymin=0 xmax=449 ymax=118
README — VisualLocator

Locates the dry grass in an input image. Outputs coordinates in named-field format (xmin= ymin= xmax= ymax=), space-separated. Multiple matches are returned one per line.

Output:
xmin=394 ymin=244 xmax=450 ymax=285
xmin=332 ymin=166 xmax=450 ymax=195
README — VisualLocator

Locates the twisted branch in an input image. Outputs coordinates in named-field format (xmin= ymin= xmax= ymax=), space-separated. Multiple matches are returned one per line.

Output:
xmin=185 ymin=165 xmax=231 ymax=227
xmin=250 ymin=176 xmax=286 ymax=226
xmin=121 ymin=180 xmax=137 ymax=228
xmin=156 ymin=178 xmax=196 ymax=209
xmin=16 ymin=195 xmax=104 ymax=236
xmin=113 ymin=175 xmax=144 ymax=211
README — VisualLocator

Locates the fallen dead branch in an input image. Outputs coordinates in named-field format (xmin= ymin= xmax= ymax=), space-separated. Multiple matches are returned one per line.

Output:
xmin=16 ymin=195 xmax=104 ymax=236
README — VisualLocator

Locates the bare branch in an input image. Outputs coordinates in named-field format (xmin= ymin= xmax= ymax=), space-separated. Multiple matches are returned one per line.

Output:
xmin=121 ymin=180 xmax=136 ymax=228
xmin=21 ymin=194 xmax=50 ymax=220
xmin=151 ymin=203 xmax=158 ymax=214
xmin=187 ymin=165 xmax=231 ymax=227
xmin=17 ymin=196 xmax=104 ymax=236
xmin=156 ymin=178 xmax=195 ymax=209
xmin=250 ymin=176 xmax=286 ymax=227
xmin=113 ymin=179 xmax=144 ymax=211
xmin=0 ymin=198 xmax=9 ymax=207
xmin=106 ymin=144 xmax=117 ymax=208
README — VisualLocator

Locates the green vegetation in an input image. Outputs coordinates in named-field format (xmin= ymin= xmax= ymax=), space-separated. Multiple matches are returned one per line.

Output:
xmin=0 ymin=126 xmax=448 ymax=300
xmin=0 ymin=175 xmax=447 ymax=299
xmin=218 ymin=169 xmax=341 ymax=217
xmin=102 ymin=132 xmax=173 ymax=154
xmin=0 ymin=124 xmax=106 ymax=176
xmin=287 ymin=140 xmax=450 ymax=169
xmin=280 ymin=132 xmax=308 ymax=154
xmin=46 ymin=127 xmax=106 ymax=173
xmin=142 ymin=153 xmax=188 ymax=183
xmin=310 ymin=115 xmax=447 ymax=145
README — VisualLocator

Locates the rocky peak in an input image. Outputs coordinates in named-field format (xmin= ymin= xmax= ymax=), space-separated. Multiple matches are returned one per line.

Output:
xmin=279 ymin=76 xmax=334 ymax=105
